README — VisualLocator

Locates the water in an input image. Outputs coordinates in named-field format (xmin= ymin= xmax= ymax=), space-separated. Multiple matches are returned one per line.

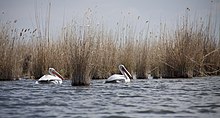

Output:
xmin=1 ymin=77 xmax=220 ymax=118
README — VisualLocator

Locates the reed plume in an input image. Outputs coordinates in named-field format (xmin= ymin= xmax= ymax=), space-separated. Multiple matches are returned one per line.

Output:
xmin=0 ymin=7 xmax=219 ymax=82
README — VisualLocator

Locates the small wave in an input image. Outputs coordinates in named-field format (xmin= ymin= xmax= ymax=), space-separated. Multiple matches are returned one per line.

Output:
xmin=135 ymin=109 xmax=176 ymax=114
xmin=1 ymin=78 xmax=220 ymax=117
xmin=102 ymin=115 xmax=131 ymax=118
xmin=189 ymin=104 xmax=220 ymax=109
xmin=198 ymin=109 xmax=217 ymax=113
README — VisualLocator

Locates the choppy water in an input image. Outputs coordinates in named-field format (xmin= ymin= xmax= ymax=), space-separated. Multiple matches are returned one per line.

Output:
xmin=0 ymin=77 xmax=220 ymax=118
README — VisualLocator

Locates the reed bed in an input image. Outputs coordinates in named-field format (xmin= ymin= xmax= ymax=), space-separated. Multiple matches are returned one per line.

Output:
xmin=0 ymin=22 xmax=14 ymax=80
xmin=0 ymin=10 xmax=219 ymax=85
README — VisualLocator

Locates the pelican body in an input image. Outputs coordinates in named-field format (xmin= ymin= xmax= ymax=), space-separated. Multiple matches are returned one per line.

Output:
xmin=105 ymin=65 xmax=133 ymax=83
xmin=35 ymin=68 xmax=64 ymax=84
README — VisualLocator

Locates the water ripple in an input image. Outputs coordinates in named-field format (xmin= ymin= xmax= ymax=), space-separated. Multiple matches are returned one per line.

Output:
xmin=1 ymin=77 xmax=220 ymax=118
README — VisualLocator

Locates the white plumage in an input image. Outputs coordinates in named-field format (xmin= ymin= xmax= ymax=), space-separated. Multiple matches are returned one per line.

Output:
xmin=105 ymin=65 xmax=132 ymax=83
xmin=35 ymin=68 xmax=64 ymax=84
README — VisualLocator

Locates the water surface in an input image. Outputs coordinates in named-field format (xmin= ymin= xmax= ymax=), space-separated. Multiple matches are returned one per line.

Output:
xmin=1 ymin=77 xmax=220 ymax=118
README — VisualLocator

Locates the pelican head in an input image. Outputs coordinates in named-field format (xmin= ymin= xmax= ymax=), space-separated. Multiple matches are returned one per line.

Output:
xmin=49 ymin=68 xmax=65 ymax=80
xmin=118 ymin=65 xmax=133 ymax=79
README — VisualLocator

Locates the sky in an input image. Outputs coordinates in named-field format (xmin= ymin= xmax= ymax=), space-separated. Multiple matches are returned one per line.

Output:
xmin=0 ymin=0 xmax=219 ymax=38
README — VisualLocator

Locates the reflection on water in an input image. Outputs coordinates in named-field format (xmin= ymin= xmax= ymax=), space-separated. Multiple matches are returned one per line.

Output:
xmin=0 ymin=77 xmax=220 ymax=118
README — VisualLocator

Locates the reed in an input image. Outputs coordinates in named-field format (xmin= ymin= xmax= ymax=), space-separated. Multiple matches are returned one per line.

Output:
xmin=0 ymin=7 xmax=219 ymax=82
xmin=63 ymin=9 xmax=96 ymax=85
xmin=163 ymin=14 xmax=219 ymax=77
xmin=0 ymin=22 xmax=14 ymax=80
xmin=68 ymin=28 xmax=95 ymax=85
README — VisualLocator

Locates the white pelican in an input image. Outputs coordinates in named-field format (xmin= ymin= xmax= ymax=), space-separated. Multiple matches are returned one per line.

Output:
xmin=35 ymin=68 xmax=65 ymax=84
xmin=105 ymin=64 xmax=133 ymax=83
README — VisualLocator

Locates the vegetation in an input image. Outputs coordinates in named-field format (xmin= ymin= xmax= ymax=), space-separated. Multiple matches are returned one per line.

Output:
xmin=0 ymin=9 xmax=219 ymax=85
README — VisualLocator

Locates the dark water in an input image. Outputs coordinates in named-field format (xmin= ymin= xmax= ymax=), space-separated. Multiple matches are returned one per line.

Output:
xmin=1 ymin=77 xmax=220 ymax=118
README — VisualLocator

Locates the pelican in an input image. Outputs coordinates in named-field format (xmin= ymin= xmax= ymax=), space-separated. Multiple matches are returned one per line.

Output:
xmin=35 ymin=68 xmax=64 ymax=84
xmin=105 ymin=64 xmax=133 ymax=83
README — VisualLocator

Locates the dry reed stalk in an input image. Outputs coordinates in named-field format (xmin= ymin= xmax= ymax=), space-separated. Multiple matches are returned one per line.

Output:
xmin=30 ymin=2 xmax=54 ymax=79
xmin=157 ymin=13 xmax=220 ymax=78
xmin=69 ymin=36 xmax=95 ymax=86
xmin=0 ymin=21 xmax=16 ymax=80
xmin=1 ymin=6 xmax=219 ymax=81
xmin=66 ymin=13 xmax=96 ymax=85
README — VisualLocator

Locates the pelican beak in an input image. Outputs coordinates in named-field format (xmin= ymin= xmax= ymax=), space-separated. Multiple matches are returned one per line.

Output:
xmin=51 ymin=69 xmax=65 ymax=80
xmin=122 ymin=67 xmax=133 ymax=79
xmin=128 ymin=73 xmax=133 ymax=79
xmin=130 ymin=75 xmax=133 ymax=79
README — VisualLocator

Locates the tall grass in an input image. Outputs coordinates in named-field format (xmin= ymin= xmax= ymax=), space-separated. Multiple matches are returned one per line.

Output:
xmin=66 ymin=23 xmax=96 ymax=85
xmin=0 ymin=21 xmax=14 ymax=80
xmin=0 ymin=9 xmax=219 ymax=84
xmin=157 ymin=13 xmax=220 ymax=77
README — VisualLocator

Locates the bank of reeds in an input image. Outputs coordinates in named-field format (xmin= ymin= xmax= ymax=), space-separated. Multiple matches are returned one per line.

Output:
xmin=0 ymin=11 xmax=219 ymax=84
xmin=156 ymin=14 xmax=220 ymax=78
xmin=0 ymin=21 xmax=14 ymax=80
